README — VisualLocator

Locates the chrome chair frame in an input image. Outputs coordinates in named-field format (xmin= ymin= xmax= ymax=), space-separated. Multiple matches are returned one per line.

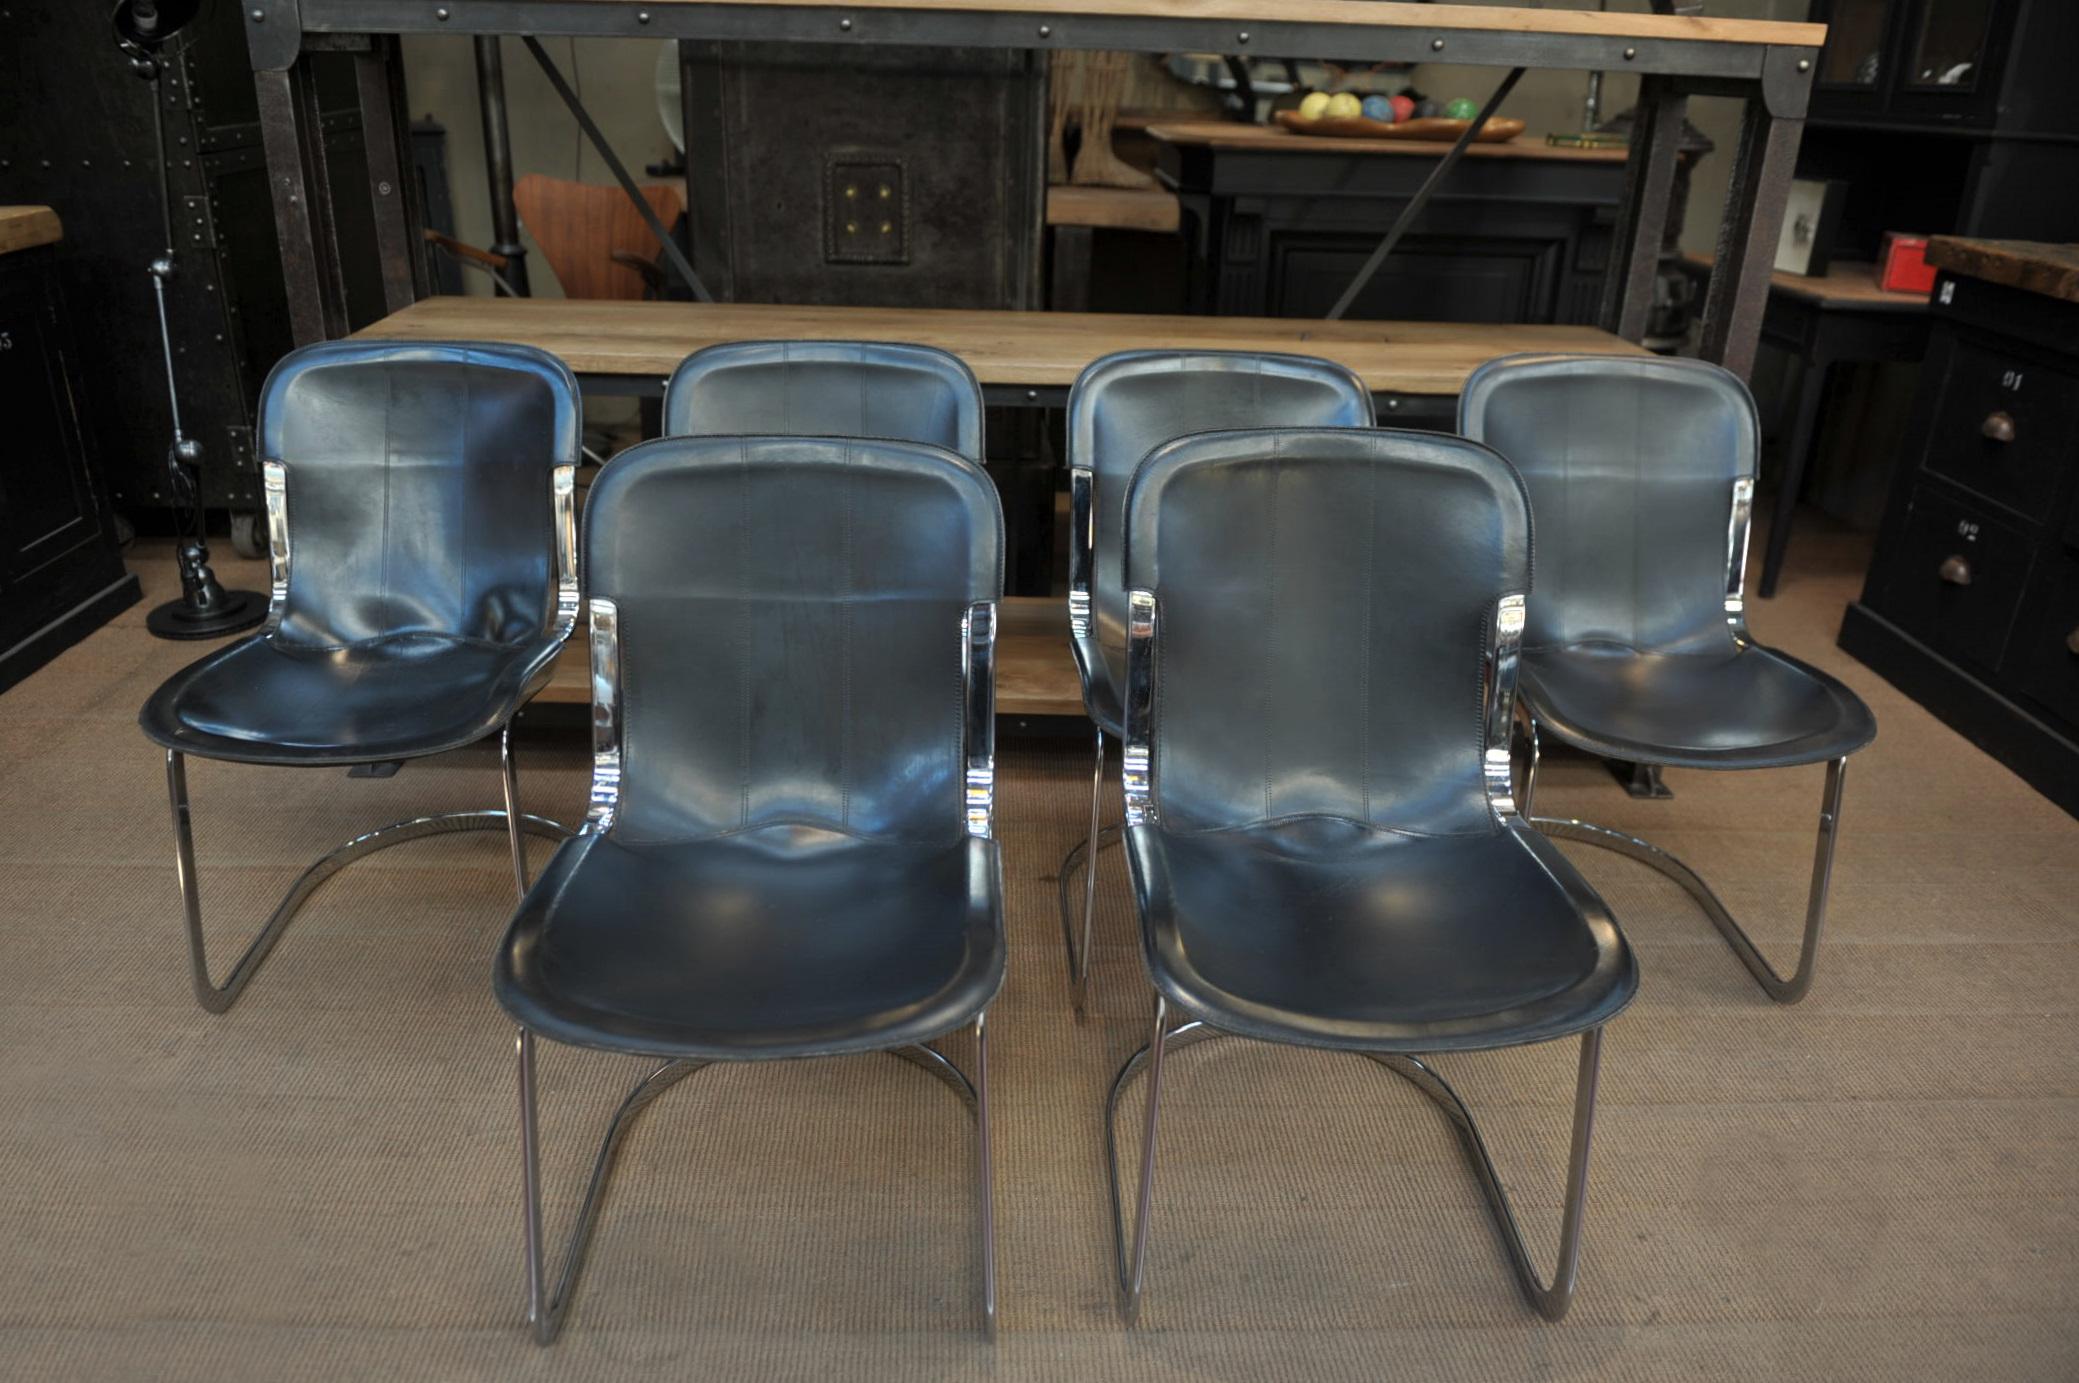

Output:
xmin=1106 ymin=587 xmax=1611 ymax=1325
xmin=1521 ymin=479 xmax=1852 ymax=1004
xmin=1059 ymin=461 xmax=1112 ymax=1020
xmin=1058 ymin=357 xmax=1374 ymax=1020
xmin=512 ymin=595 xmax=1000 ymax=1344
xmin=164 ymin=458 xmax=580 ymax=1014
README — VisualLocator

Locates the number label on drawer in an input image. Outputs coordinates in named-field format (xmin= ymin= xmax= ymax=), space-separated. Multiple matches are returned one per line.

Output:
xmin=2002 ymin=369 xmax=2025 ymax=392
xmin=1957 ymin=520 xmax=1980 ymax=542
xmin=0 ymin=330 xmax=13 ymax=352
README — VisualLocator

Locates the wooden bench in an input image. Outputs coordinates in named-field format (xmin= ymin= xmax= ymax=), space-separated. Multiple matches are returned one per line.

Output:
xmin=356 ymin=297 xmax=1651 ymax=718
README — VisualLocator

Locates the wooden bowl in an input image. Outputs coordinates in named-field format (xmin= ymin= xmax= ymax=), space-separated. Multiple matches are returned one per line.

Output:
xmin=1273 ymin=112 xmax=1527 ymax=143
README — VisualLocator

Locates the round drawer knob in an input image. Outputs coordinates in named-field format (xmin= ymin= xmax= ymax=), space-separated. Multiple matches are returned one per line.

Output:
xmin=1981 ymin=411 xmax=2016 ymax=443
xmin=2067 ymin=627 xmax=2079 ymax=657
xmin=1939 ymin=555 xmax=1974 ymax=586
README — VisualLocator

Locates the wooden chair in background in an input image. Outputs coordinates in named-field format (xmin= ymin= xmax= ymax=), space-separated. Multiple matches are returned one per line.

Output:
xmin=513 ymin=173 xmax=684 ymax=300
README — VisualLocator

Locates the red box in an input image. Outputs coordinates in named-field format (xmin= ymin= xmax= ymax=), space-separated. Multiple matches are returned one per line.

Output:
xmin=1880 ymin=233 xmax=1937 ymax=295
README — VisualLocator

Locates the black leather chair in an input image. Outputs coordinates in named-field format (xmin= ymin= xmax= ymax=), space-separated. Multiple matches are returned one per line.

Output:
xmin=494 ymin=434 xmax=1006 ymax=1343
xmin=1460 ymin=354 xmax=1877 ymax=1003
xmin=1063 ymin=350 xmax=1373 ymax=1017
xmin=663 ymin=339 xmax=985 ymax=457
xmin=139 ymin=341 xmax=582 ymax=1012
xmin=1106 ymin=427 xmax=1635 ymax=1325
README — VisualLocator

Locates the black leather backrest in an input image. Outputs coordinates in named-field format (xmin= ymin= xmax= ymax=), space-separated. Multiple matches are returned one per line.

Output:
xmin=1459 ymin=353 xmax=1755 ymax=657
xmin=1126 ymin=428 xmax=1528 ymax=837
xmin=1069 ymin=351 xmax=1374 ymax=700
xmin=259 ymin=340 xmax=579 ymax=649
xmin=584 ymin=435 xmax=1003 ymax=844
xmin=663 ymin=340 xmax=985 ymax=459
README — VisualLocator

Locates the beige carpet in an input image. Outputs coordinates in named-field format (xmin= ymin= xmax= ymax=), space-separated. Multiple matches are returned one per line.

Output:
xmin=2 ymin=523 xmax=2075 ymax=1381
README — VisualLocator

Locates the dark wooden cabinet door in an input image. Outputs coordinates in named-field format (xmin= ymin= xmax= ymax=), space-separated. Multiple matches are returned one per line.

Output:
xmin=0 ymin=264 xmax=100 ymax=585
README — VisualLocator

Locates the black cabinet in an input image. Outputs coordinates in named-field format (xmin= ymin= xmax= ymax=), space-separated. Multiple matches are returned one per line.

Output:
xmin=1841 ymin=248 xmax=2079 ymax=816
xmin=1806 ymin=0 xmax=2072 ymax=133
xmin=0 ymin=227 xmax=140 ymax=693
xmin=1153 ymin=128 xmax=1626 ymax=330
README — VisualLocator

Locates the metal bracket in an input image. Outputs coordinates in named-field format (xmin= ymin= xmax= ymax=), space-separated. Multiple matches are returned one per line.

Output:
xmin=1761 ymin=44 xmax=1817 ymax=120
xmin=242 ymin=0 xmax=306 ymax=72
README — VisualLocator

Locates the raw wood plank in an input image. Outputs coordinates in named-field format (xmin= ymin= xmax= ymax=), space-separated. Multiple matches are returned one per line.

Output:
xmin=535 ymin=595 xmax=1084 ymax=718
xmin=1927 ymin=237 xmax=2079 ymax=307
xmin=594 ymin=0 xmax=1823 ymax=48
xmin=1682 ymin=252 xmax=1931 ymax=311
xmin=356 ymin=297 xmax=1649 ymax=395
xmin=1154 ymin=119 xmax=1625 ymax=162
xmin=1046 ymin=185 xmax=1180 ymax=233
xmin=0 ymin=206 xmax=62 ymax=256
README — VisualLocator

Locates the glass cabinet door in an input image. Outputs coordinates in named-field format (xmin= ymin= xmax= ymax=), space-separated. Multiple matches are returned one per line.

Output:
xmin=1817 ymin=0 xmax=1896 ymax=88
xmin=1902 ymin=0 xmax=1995 ymax=92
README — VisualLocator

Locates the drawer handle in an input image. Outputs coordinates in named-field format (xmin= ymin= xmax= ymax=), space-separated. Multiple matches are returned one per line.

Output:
xmin=1939 ymin=555 xmax=1973 ymax=586
xmin=1981 ymin=411 xmax=2016 ymax=443
xmin=2067 ymin=627 xmax=2079 ymax=657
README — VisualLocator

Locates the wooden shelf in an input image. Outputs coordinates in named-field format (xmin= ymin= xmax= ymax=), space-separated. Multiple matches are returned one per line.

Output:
xmin=534 ymin=595 xmax=1086 ymax=719
xmin=357 ymin=298 xmax=1649 ymax=396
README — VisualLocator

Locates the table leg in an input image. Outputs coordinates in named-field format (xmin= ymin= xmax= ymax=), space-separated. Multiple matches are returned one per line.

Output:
xmin=1760 ymin=357 xmax=1829 ymax=599
xmin=1051 ymin=225 xmax=1094 ymax=312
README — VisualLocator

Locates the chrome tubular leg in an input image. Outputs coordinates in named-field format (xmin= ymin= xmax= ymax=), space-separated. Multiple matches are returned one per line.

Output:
xmin=1104 ymin=1000 xmax=1222 ymax=1325
xmin=974 ymin=1010 xmax=998 ymax=1333
xmin=1367 ymin=1028 xmax=1604 ymax=1322
xmin=1058 ymin=725 xmax=1111 ymax=1020
xmin=1535 ymin=756 xmax=1848 ymax=1003
xmin=885 ymin=1031 xmax=996 ymax=1332
xmin=499 ymin=724 xmax=531 ymax=900
xmin=1512 ymin=699 xmax=1542 ymax=820
xmin=166 ymin=747 xmax=572 ymax=1014
xmin=516 ymin=1031 xmax=711 ymax=1346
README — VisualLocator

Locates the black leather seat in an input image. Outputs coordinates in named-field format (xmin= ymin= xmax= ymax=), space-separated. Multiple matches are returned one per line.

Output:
xmin=494 ymin=434 xmax=1006 ymax=1342
xmin=1060 ymin=350 xmax=1374 ymax=1014
xmin=137 ymin=340 xmax=582 ymax=1011
xmin=1106 ymin=427 xmax=1634 ymax=1326
xmin=1460 ymin=354 xmax=1876 ymax=1002
xmin=663 ymin=339 xmax=984 ymax=457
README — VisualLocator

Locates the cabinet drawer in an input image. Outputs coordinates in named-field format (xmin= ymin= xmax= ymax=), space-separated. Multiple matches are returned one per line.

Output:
xmin=1886 ymin=486 xmax=2033 ymax=673
xmin=1921 ymin=340 xmax=2079 ymax=519
xmin=2017 ymin=553 xmax=2079 ymax=731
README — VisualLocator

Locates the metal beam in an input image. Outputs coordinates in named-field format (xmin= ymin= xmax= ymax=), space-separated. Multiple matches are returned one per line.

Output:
xmin=287 ymin=2 xmax=1803 ymax=81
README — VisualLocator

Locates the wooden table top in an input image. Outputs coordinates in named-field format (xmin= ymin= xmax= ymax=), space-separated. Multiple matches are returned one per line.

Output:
xmin=1149 ymin=120 xmax=1629 ymax=163
xmin=1046 ymin=185 xmax=1181 ymax=233
xmin=544 ymin=0 xmax=1820 ymax=47
xmin=356 ymin=297 xmax=1649 ymax=395
xmin=1929 ymin=237 xmax=2079 ymax=307
xmin=1682 ymin=254 xmax=1929 ymax=312
xmin=0 ymin=207 xmax=62 ymax=257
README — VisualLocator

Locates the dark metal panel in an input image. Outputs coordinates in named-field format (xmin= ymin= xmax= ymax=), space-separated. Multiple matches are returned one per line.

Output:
xmin=681 ymin=41 xmax=1043 ymax=310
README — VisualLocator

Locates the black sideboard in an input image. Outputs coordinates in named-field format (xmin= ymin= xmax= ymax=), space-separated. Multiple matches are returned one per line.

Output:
xmin=1151 ymin=120 xmax=1628 ymax=328
xmin=0 ymin=208 xmax=140 ymax=695
xmin=1839 ymin=238 xmax=2079 ymax=816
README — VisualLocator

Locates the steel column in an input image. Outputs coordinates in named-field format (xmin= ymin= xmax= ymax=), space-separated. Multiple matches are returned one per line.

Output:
xmin=354 ymin=36 xmax=423 ymax=313
xmin=255 ymin=62 xmax=351 ymax=344
xmin=474 ymin=35 xmax=531 ymax=296
xmin=1698 ymin=99 xmax=1805 ymax=379
xmin=1599 ymin=76 xmax=1688 ymax=343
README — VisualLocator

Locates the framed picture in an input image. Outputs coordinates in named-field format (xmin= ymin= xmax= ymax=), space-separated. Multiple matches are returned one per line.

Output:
xmin=1774 ymin=177 xmax=1848 ymax=277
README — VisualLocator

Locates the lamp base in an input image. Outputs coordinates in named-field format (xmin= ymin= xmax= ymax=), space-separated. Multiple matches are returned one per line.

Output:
xmin=145 ymin=537 xmax=267 ymax=640
xmin=146 ymin=588 xmax=267 ymax=640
